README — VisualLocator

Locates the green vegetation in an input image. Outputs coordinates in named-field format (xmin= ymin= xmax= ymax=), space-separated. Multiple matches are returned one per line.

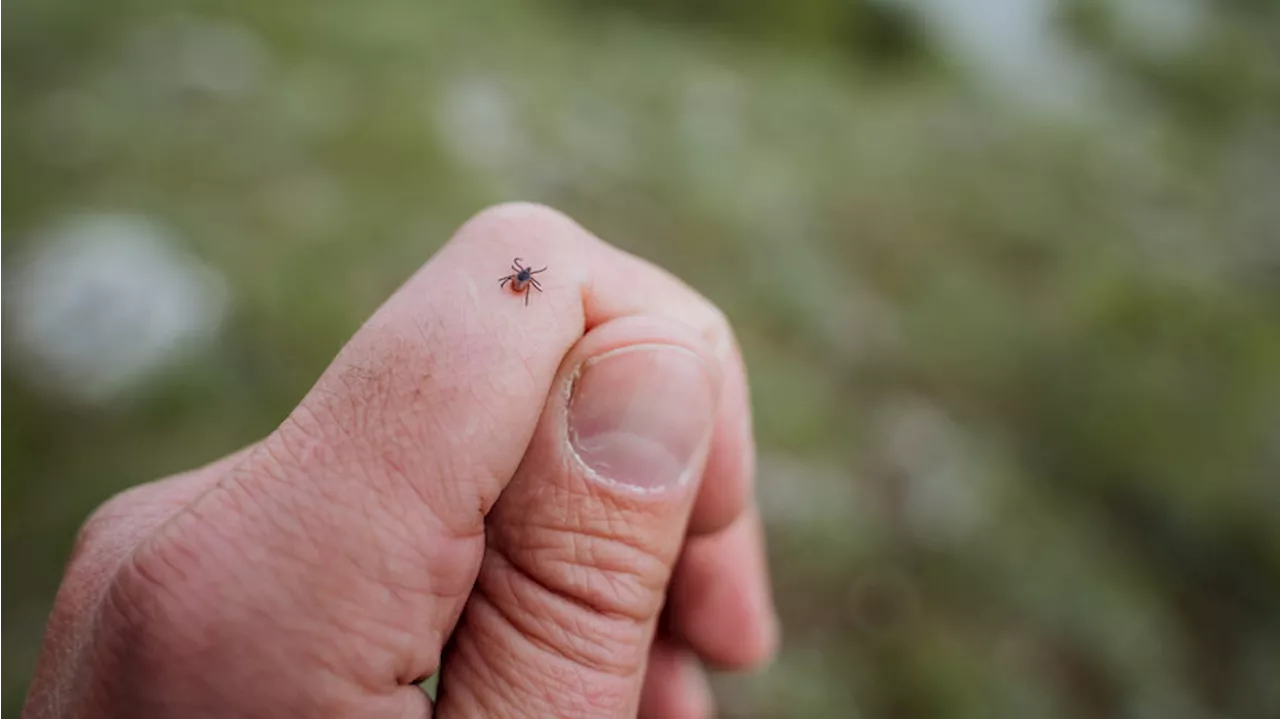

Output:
xmin=5 ymin=0 xmax=1278 ymax=716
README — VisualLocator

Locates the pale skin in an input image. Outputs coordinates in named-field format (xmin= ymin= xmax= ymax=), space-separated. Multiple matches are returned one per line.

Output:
xmin=23 ymin=203 xmax=778 ymax=718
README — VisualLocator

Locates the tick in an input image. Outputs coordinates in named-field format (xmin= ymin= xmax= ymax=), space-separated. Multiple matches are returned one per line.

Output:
xmin=498 ymin=257 xmax=547 ymax=305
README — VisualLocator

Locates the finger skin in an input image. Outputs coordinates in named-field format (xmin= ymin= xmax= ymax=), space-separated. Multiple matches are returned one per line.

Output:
xmin=667 ymin=505 xmax=779 ymax=670
xmin=23 ymin=203 xmax=764 ymax=718
xmin=638 ymin=640 xmax=714 ymax=719
xmin=435 ymin=315 xmax=719 ymax=717
xmin=21 ymin=445 xmax=258 ymax=719
xmin=689 ymin=330 xmax=756 ymax=535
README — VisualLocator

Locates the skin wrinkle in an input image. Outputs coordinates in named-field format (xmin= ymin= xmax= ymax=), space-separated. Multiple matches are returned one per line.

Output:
xmin=510 ymin=511 xmax=671 ymax=597
xmin=214 ymin=472 xmax=322 ymax=569
xmin=237 ymin=480 xmax=325 ymax=567
xmin=484 ymin=492 xmax=673 ymax=624
xmin=491 ymin=547 xmax=636 ymax=631
xmin=459 ymin=383 xmax=538 ymax=516
xmin=513 ymin=321 xmax=549 ymax=389
xmin=486 ymin=555 xmax=643 ymax=674
xmin=500 ymin=530 xmax=667 ymax=623
xmin=444 ymin=325 xmax=552 ymax=450
xmin=448 ymin=627 xmax=538 ymax=719
xmin=364 ymin=480 xmax=483 ymax=593
xmin=521 ymin=585 xmax=625 ymax=667
xmin=217 ymin=452 xmax=469 ymax=690
xmin=63 ymin=447 xmax=268 ymax=684
xmin=568 ymin=560 xmax=655 ymax=626
xmin=329 ymin=365 xmax=376 ymax=438
xmin=300 ymin=487 xmax=391 ymax=587
xmin=566 ymin=531 xmax=668 ymax=593
xmin=268 ymin=608 xmax=375 ymax=697
xmin=373 ymin=526 xmax=478 ymax=620
xmin=261 ymin=373 xmax=493 ymax=687
xmin=467 ymin=584 xmax=645 ymax=697
xmin=128 ymin=520 xmax=212 ymax=598
xmin=129 ymin=493 xmax=369 ymax=692
xmin=489 ymin=480 xmax=676 ymax=622
xmin=270 ymin=406 xmax=337 ymax=478
xmin=491 ymin=560 xmax=611 ymax=665
xmin=376 ymin=433 xmax=464 ymax=541
xmin=314 ymin=334 xmax=444 ymax=480
xmin=296 ymin=350 xmax=496 ymax=545
xmin=106 ymin=554 xmax=206 ymax=683
xmin=277 ymin=590 xmax=372 ymax=673
xmin=329 ymin=603 xmax=430 ymax=688
xmin=40 ymin=461 xmax=242 ymax=718
xmin=329 ymin=329 xmax=521 ymax=539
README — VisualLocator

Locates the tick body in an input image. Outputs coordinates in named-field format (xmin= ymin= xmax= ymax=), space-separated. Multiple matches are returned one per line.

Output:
xmin=498 ymin=257 xmax=547 ymax=305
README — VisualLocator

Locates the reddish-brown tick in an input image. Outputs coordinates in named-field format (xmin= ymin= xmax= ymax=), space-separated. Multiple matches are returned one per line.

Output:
xmin=498 ymin=257 xmax=547 ymax=305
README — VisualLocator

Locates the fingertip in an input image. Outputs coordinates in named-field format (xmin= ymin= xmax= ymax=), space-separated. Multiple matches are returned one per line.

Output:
xmin=443 ymin=201 xmax=602 ymax=303
xmin=451 ymin=201 xmax=591 ymax=253
xmin=688 ymin=328 xmax=756 ymax=536
xmin=669 ymin=507 xmax=780 ymax=670
xmin=639 ymin=641 xmax=715 ymax=719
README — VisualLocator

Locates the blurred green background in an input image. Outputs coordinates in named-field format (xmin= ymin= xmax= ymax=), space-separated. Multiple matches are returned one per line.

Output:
xmin=4 ymin=0 xmax=1279 ymax=716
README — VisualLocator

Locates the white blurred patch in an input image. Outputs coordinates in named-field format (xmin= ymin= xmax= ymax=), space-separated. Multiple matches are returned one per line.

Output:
xmin=901 ymin=0 xmax=1100 ymax=114
xmin=433 ymin=77 xmax=523 ymax=173
xmin=5 ymin=213 xmax=230 ymax=404
xmin=876 ymin=396 xmax=992 ymax=545
xmin=757 ymin=452 xmax=866 ymax=529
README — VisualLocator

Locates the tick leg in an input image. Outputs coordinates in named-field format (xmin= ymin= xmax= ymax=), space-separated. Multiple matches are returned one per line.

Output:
xmin=512 ymin=258 xmax=525 ymax=272
xmin=524 ymin=286 xmax=531 ymax=305
xmin=531 ymin=266 xmax=547 ymax=275
xmin=530 ymin=278 xmax=542 ymax=291
xmin=499 ymin=275 xmax=513 ymax=288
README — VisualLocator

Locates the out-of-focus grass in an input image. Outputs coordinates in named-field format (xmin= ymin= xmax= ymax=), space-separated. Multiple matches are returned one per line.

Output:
xmin=4 ymin=0 xmax=1280 ymax=717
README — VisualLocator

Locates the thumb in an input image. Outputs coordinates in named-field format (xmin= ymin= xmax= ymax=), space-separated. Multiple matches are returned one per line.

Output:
xmin=435 ymin=314 xmax=720 ymax=718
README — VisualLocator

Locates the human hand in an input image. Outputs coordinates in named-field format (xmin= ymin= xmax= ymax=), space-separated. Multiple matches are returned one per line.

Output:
xmin=23 ymin=203 xmax=777 ymax=718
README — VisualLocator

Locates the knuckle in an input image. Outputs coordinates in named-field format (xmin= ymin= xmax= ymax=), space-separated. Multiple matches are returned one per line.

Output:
xmin=80 ymin=520 xmax=219 ymax=691
xmin=705 ymin=306 xmax=736 ymax=362
xmin=272 ymin=402 xmax=336 ymax=470
xmin=463 ymin=201 xmax=581 ymax=238
xmin=71 ymin=494 xmax=127 ymax=561
xmin=478 ymin=547 xmax=654 ymax=679
xmin=684 ymin=288 xmax=735 ymax=357
xmin=550 ymin=534 xmax=668 ymax=620
xmin=455 ymin=201 xmax=594 ymax=255
xmin=516 ymin=508 xmax=672 ymax=622
xmin=84 ymin=524 xmax=292 ymax=713
xmin=474 ymin=507 xmax=674 ymax=677
xmin=70 ymin=481 xmax=162 ymax=566
xmin=115 ymin=505 xmax=221 ymax=625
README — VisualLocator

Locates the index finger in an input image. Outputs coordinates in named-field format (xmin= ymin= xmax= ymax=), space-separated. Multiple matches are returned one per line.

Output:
xmin=320 ymin=201 xmax=753 ymax=536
